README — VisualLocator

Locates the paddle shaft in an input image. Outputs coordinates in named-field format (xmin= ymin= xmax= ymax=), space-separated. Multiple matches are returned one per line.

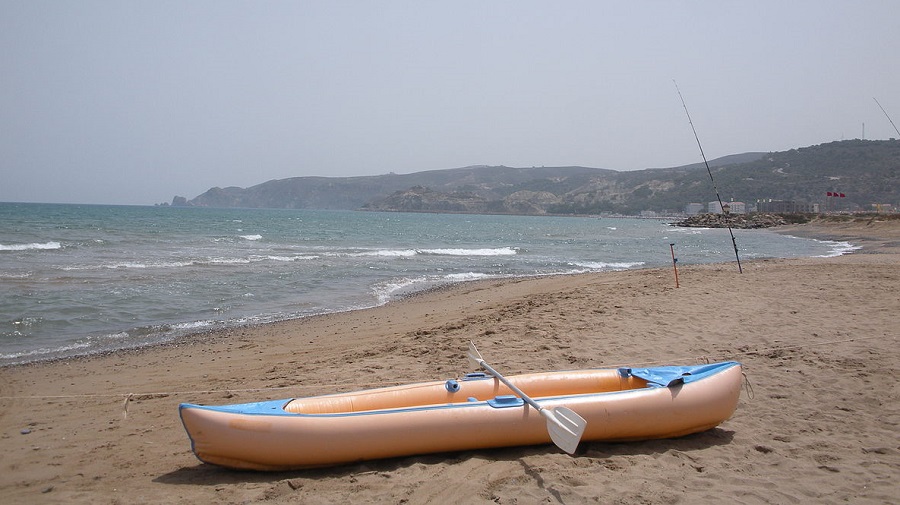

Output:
xmin=467 ymin=341 xmax=587 ymax=453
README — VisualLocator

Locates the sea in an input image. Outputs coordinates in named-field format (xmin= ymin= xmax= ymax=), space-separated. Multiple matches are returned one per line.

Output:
xmin=0 ymin=203 xmax=857 ymax=366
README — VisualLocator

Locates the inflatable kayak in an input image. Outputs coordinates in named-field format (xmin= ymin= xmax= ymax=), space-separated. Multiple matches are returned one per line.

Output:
xmin=180 ymin=360 xmax=742 ymax=470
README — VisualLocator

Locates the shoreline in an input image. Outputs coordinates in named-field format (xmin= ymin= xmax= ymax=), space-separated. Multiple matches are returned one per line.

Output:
xmin=774 ymin=216 xmax=900 ymax=253
xmin=0 ymin=222 xmax=858 ymax=369
xmin=1 ymin=219 xmax=898 ymax=503
xmin=0 ymin=219 xmax=881 ymax=372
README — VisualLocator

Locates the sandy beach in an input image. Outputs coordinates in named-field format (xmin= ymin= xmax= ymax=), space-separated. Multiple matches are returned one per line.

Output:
xmin=2 ymin=217 xmax=898 ymax=504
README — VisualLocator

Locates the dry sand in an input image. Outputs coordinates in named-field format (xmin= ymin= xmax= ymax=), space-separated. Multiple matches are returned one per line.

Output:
xmin=1 ymin=218 xmax=898 ymax=504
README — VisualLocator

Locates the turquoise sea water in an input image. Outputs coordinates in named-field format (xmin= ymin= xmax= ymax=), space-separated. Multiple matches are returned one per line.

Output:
xmin=0 ymin=203 xmax=855 ymax=365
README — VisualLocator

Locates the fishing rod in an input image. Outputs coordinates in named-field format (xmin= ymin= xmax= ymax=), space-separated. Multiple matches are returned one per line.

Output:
xmin=673 ymin=80 xmax=743 ymax=273
xmin=874 ymin=98 xmax=900 ymax=137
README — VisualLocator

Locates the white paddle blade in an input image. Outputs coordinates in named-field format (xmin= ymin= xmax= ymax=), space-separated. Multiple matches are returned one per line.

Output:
xmin=544 ymin=407 xmax=587 ymax=454
xmin=467 ymin=341 xmax=484 ymax=370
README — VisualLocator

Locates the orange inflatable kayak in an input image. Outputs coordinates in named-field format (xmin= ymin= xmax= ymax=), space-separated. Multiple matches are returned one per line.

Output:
xmin=179 ymin=361 xmax=742 ymax=470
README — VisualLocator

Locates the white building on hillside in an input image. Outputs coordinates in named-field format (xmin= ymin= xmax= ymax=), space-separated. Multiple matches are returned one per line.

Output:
xmin=708 ymin=201 xmax=746 ymax=214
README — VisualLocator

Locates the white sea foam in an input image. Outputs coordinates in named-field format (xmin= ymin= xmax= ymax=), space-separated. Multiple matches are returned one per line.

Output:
xmin=172 ymin=320 xmax=215 ymax=331
xmin=0 ymin=324 xmax=209 ymax=364
xmin=59 ymin=255 xmax=306 ymax=270
xmin=372 ymin=271 xmax=500 ymax=305
xmin=206 ymin=257 xmax=253 ymax=265
xmin=59 ymin=260 xmax=195 ymax=271
xmin=444 ymin=272 xmax=492 ymax=281
xmin=0 ymin=271 xmax=33 ymax=279
xmin=264 ymin=254 xmax=318 ymax=262
xmin=372 ymin=276 xmax=429 ymax=303
xmin=339 ymin=247 xmax=518 ymax=258
xmin=240 ymin=234 xmax=262 ymax=241
xmin=0 ymin=340 xmax=93 ymax=360
xmin=0 ymin=241 xmax=62 ymax=251
xmin=57 ymin=255 xmax=274 ymax=271
xmin=569 ymin=261 xmax=645 ymax=270
xmin=814 ymin=240 xmax=862 ymax=257
xmin=362 ymin=249 xmax=418 ymax=258
xmin=780 ymin=235 xmax=862 ymax=258
xmin=419 ymin=247 xmax=518 ymax=256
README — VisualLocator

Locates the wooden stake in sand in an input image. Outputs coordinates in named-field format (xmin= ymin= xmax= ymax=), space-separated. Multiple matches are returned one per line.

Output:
xmin=670 ymin=243 xmax=680 ymax=288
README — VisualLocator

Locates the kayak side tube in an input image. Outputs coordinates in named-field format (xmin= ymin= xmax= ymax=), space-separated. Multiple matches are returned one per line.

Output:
xmin=179 ymin=361 xmax=742 ymax=470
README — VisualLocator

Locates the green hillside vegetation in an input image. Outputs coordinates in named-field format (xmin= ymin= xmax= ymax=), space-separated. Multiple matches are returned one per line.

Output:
xmin=546 ymin=140 xmax=899 ymax=215
xmin=175 ymin=140 xmax=900 ymax=215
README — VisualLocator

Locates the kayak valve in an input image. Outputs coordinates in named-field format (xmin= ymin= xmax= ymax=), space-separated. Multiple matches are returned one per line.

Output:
xmin=445 ymin=380 xmax=460 ymax=393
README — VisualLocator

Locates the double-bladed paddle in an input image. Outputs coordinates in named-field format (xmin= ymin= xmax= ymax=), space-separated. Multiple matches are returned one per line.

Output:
xmin=466 ymin=341 xmax=587 ymax=454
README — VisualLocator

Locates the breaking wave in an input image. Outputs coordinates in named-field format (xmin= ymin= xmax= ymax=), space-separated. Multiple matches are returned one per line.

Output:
xmin=0 ymin=241 xmax=62 ymax=251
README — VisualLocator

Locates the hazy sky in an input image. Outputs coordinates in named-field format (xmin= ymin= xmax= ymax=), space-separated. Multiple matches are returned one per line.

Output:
xmin=2 ymin=1 xmax=899 ymax=205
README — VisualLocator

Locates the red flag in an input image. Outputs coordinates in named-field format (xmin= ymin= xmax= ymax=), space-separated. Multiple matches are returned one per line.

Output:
xmin=840 ymin=193 xmax=845 ymax=198
xmin=827 ymin=192 xmax=833 ymax=197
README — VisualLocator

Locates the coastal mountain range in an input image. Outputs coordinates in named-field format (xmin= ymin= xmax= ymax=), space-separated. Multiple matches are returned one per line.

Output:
xmin=172 ymin=139 xmax=900 ymax=215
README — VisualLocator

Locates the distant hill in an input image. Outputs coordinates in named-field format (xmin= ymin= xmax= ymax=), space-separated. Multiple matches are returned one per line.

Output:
xmin=176 ymin=165 xmax=615 ymax=211
xmin=173 ymin=139 xmax=900 ymax=214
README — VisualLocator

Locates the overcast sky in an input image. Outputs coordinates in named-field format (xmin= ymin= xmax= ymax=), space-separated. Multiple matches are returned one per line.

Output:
xmin=2 ymin=1 xmax=898 ymax=205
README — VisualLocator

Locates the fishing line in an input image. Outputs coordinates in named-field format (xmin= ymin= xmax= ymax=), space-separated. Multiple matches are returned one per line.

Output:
xmin=874 ymin=97 xmax=900 ymax=137
xmin=673 ymin=80 xmax=743 ymax=273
